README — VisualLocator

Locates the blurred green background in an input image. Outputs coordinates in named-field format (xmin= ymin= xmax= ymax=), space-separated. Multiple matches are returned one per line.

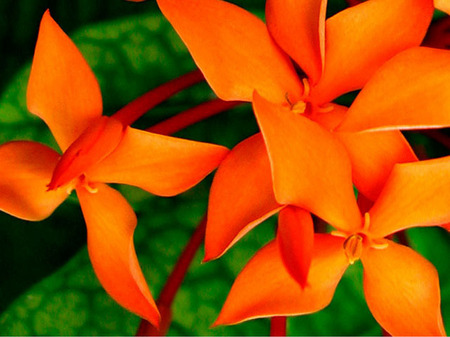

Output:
xmin=0 ymin=0 xmax=449 ymax=335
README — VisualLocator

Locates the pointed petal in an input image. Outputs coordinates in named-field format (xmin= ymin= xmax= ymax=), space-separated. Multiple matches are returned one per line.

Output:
xmin=337 ymin=47 xmax=450 ymax=132
xmin=362 ymin=241 xmax=446 ymax=336
xmin=215 ymin=234 xmax=348 ymax=325
xmin=337 ymin=130 xmax=417 ymax=201
xmin=266 ymin=0 xmax=326 ymax=85
xmin=0 ymin=141 xmax=67 ymax=221
xmin=311 ymin=0 xmax=434 ymax=104
xmin=48 ymin=116 xmax=125 ymax=190
xmin=253 ymin=92 xmax=361 ymax=232
xmin=77 ymin=183 xmax=160 ymax=326
xmin=87 ymin=127 xmax=228 ymax=197
xmin=369 ymin=156 xmax=450 ymax=238
xmin=205 ymin=134 xmax=282 ymax=261
xmin=157 ymin=0 xmax=302 ymax=103
xmin=27 ymin=10 xmax=102 ymax=151
xmin=277 ymin=206 xmax=314 ymax=288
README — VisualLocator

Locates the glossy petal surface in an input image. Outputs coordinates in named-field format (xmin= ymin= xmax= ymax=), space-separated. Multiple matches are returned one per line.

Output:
xmin=87 ymin=127 xmax=228 ymax=197
xmin=311 ymin=0 xmax=433 ymax=104
xmin=337 ymin=130 xmax=417 ymax=200
xmin=215 ymin=234 xmax=348 ymax=325
xmin=253 ymin=92 xmax=361 ymax=232
xmin=205 ymin=134 xmax=282 ymax=261
xmin=0 ymin=141 xmax=67 ymax=221
xmin=369 ymin=156 xmax=450 ymax=238
xmin=27 ymin=10 xmax=102 ymax=151
xmin=277 ymin=206 xmax=314 ymax=288
xmin=266 ymin=0 xmax=326 ymax=84
xmin=157 ymin=0 xmax=302 ymax=103
xmin=362 ymin=241 xmax=446 ymax=336
xmin=77 ymin=183 xmax=160 ymax=326
xmin=337 ymin=47 xmax=450 ymax=132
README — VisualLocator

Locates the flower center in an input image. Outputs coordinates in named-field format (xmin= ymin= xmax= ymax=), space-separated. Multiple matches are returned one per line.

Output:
xmin=343 ymin=234 xmax=364 ymax=265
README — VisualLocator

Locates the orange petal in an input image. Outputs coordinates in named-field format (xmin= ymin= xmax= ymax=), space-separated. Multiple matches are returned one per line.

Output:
xmin=77 ymin=183 xmax=160 ymax=326
xmin=337 ymin=130 xmax=417 ymax=201
xmin=369 ymin=156 xmax=450 ymax=238
xmin=157 ymin=0 xmax=302 ymax=103
xmin=266 ymin=0 xmax=326 ymax=85
xmin=310 ymin=0 xmax=434 ymax=104
xmin=435 ymin=0 xmax=450 ymax=14
xmin=48 ymin=116 xmax=125 ymax=190
xmin=86 ymin=127 xmax=228 ymax=197
xmin=0 ymin=141 xmax=67 ymax=221
xmin=205 ymin=134 xmax=282 ymax=261
xmin=277 ymin=206 xmax=314 ymax=288
xmin=361 ymin=241 xmax=446 ymax=336
xmin=215 ymin=234 xmax=348 ymax=325
xmin=337 ymin=47 xmax=450 ymax=132
xmin=27 ymin=10 xmax=102 ymax=151
xmin=253 ymin=92 xmax=361 ymax=232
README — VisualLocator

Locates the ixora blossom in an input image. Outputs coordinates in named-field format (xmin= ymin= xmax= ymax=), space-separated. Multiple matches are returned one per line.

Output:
xmin=157 ymin=0 xmax=450 ymax=286
xmin=0 ymin=11 xmax=228 ymax=327
xmin=215 ymin=156 xmax=450 ymax=336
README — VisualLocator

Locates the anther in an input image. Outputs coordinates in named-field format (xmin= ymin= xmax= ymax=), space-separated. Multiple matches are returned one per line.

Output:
xmin=343 ymin=234 xmax=364 ymax=265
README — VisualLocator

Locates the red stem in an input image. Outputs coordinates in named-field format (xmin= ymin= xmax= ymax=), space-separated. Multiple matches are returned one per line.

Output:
xmin=270 ymin=316 xmax=287 ymax=336
xmin=136 ymin=217 xmax=207 ymax=336
xmin=147 ymin=99 xmax=241 ymax=135
xmin=113 ymin=69 xmax=205 ymax=126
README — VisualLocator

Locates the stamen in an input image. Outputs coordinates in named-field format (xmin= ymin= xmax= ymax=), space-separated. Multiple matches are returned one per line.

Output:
xmin=317 ymin=104 xmax=335 ymax=113
xmin=370 ymin=239 xmax=389 ymax=250
xmin=331 ymin=230 xmax=347 ymax=238
xmin=343 ymin=234 xmax=363 ymax=264
xmin=84 ymin=183 xmax=98 ymax=194
xmin=302 ymin=78 xmax=311 ymax=98
xmin=363 ymin=213 xmax=370 ymax=231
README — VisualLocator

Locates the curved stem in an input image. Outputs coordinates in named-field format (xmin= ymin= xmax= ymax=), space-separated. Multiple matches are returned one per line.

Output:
xmin=113 ymin=70 xmax=205 ymax=126
xmin=270 ymin=316 xmax=287 ymax=336
xmin=136 ymin=216 xmax=207 ymax=336
xmin=147 ymin=99 xmax=241 ymax=135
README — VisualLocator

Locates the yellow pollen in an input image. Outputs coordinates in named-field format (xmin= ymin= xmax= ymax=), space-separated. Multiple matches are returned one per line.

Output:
xmin=291 ymin=101 xmax=307 ymax=114
xmin=84 ymin=182 xmax=98 ymax=194
xmin=343 ymin=234 xmax=364 ymax=265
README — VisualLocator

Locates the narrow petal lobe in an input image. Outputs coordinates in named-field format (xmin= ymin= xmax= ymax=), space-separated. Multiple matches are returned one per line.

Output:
xmin=0 ymin=141 xmax=67 ymax=221
xmin=77 ymin=183 xmax=160 ymax=326
xmin=27 ymin=10 xmax=102 ymax=151
xmin=362 ymin=241 xmax=446 ymax=336
xmin=87 ymin=127 xmax=228 ymax=197
xmin=157 ymin=0 xmax=302 ymax=103
xmin=277 ymin=206 xmax=314 ymax=288
xmin=205 ymin=134 xmax=282 ymax=261
xmin=215 ymin=235 xmax=348 ymax=325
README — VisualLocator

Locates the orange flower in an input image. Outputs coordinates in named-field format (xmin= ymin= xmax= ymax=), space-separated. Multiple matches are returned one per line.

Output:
xmin=0 ymin=10 xmax=228 ymax=327
xmin=215 ymin=157 xmax=450 ymax=336
xmin=156 ymin=0 xmax=450 ymax=287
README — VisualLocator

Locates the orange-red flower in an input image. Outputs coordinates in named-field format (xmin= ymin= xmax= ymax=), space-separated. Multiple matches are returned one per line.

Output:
xmin=0 ymin=10 xmax=228 ymax=327
xmin=215 ymin=157 xmax=450 ymax=336
xmin=156 ymin=0 xmax=450 ymax=287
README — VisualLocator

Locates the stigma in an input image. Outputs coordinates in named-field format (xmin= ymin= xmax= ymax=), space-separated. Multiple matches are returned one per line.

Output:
xmin=343 ymin=234 xmax=364 ymax=264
